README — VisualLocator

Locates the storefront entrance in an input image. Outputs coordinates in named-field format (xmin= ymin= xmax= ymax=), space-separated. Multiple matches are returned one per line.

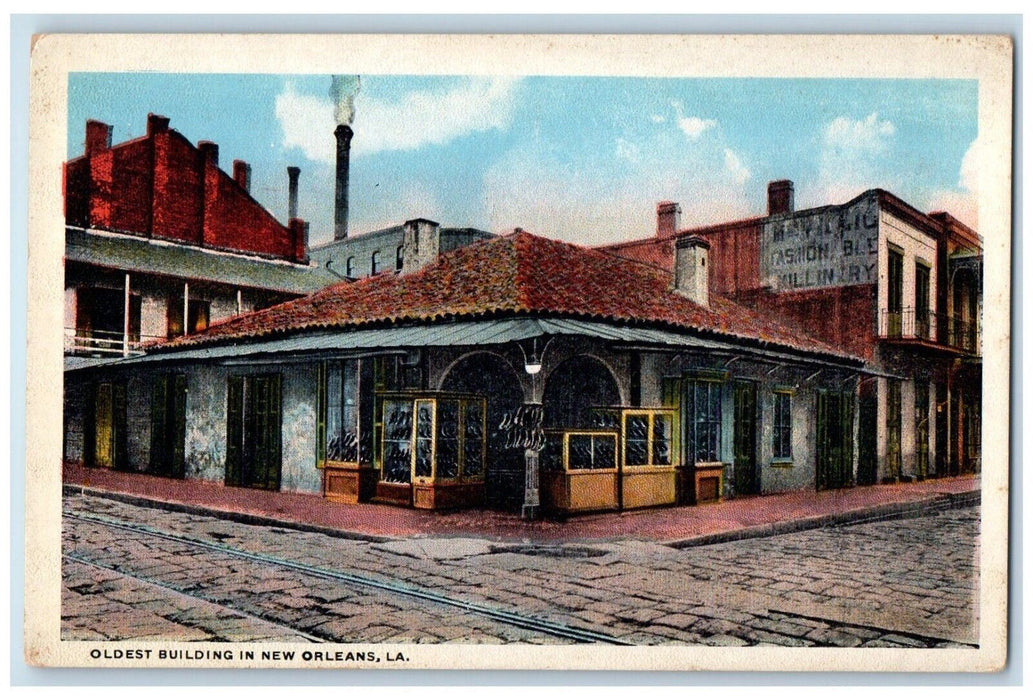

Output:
xmin=440 ymin=353 xmax=525 ymax=510
xmin=816 ymin=390 xmax=854 ymax=490
xmin=226 ymin=374 xmax=282 ymax=491
xmin=732 ymin=382 xmax=759 ymax=496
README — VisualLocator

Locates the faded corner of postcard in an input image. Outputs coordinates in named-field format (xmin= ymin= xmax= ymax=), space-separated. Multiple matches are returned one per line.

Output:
xmin=24 ymin=32 xmax=1011 ymax=672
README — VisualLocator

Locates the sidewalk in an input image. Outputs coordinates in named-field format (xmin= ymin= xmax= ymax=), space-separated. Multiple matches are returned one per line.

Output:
xmin=62 ymin=462 xmax=979 ymax=544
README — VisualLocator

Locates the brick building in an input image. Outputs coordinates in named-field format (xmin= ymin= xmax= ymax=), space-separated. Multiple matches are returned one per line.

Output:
xmin=599 ymin=181 xmax=982 ymax=482
xmin=63 ymin=114 xmax=333 ymax=361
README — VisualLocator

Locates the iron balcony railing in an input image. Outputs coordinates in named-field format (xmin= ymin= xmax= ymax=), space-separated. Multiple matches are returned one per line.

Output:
xmin=877 ymin=308 xmax=979 ymax=353
xmin=64 ymin=328 xmax=164 ymax=357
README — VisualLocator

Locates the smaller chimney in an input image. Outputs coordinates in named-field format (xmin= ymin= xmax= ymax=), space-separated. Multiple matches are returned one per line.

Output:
xmin=198 ymin=141 xmax=219 ymax=166
xmin=401 ymin=218 xmax=441 ymax=275
xmin=672 ymin=235 xmax=710 ymax=307
xmin=233 ymin=160 xmax=251 ymax=192
xmin=287 ymin=166 xmax=300 ymax=221
xmin=289 ymin=217 xmax=309 ymax=264
xmin=84 ymin=120 xmax=112 ymax=156
xmin=147 ymin=113 xmax=170 ymax=136
xmin=657 ymin=201 xmax=681 ymax=238
xmin=767 ymin=180 xmax=795 ymax=216
xmin=334 ymin=124 xmax=354 ymax=241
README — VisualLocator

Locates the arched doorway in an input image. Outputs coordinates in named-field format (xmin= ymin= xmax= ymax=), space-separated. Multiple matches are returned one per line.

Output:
xmin=543 ymin=355 xmax=621 ymax=428
xmin=440 ymin=352 xmax=525 ymax=510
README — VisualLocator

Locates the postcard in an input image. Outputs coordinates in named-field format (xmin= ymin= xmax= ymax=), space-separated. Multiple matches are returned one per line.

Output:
xmin=24 ymin=33 xmax=1012 ymax=672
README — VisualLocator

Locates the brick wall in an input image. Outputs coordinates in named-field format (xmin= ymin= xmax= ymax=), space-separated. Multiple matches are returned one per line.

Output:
xmin=64 ymin=118 xmax=305 ymax=263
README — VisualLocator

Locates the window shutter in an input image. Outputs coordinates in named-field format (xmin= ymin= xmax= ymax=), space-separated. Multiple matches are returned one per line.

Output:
xmin=316 ymin=362 xmax=327 ymax=465
xmin=172 ymin=374 xmax=187 ymax=478
xmin=226 ymin=376 xmax=243 ymax=486
xmin=112 ymin=382 xmax=127 ymax=471
xmin=150 ymin=375 xmax=168 ymax=473
xmin=267 ymin=374 xmax=282 ymax=490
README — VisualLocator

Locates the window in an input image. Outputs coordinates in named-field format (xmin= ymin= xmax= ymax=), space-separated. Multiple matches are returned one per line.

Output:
xmin=167 ymin=298 xmax=210 ymax=338
xmin=543 ymin=430 xmax=618 ymax=472
xmin=318 ymin=360 xmax=361 ymax=464
xmin=396 ymin=245 xmax=404 ymax=272
xmin=886 ymin=247 xmax=904 ymax=336
xmin=623 ymin=409 xmax=674 ymax=467
xmin=74 ymin=287 xmax=141 ymax=354
xmin=773 ymin=391 xmax=793 ymax=460
xmin=915 ymin=262 xmax=931 ymax=339
xmin=371 ymin=251 xmax=380 ymax=275
xmin=690 ymin=381 xmax=722 ymax=463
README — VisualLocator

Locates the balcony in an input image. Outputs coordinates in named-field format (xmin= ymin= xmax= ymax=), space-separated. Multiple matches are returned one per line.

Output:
xmin=64 ymin=327 xmax=162 ymax=357
xmin=877 ymin=308 xmax=979 ymax=354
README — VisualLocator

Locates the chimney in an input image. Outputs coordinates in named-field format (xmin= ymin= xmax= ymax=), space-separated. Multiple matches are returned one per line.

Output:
xmin=84 ymin=120 xmax=112 ymax=156
xmin=401 ymin=218 xmax=441 ymax=275
xmin=657 ymin=201 xmax=681 ymax=238
xmin=287 ymin=166 xmax=300 ymax=221
xmin=334 ymin=124 xmax=354 ymax=240
xmin=672 ymin=235 xmax=710 ymax=307
xmin=232 ymin=160 xmax=251 ymax=193
xmin=147 ymin=113 xmax=170 ymax=136
xmin=198 ymin=141 xmax=219 ymax=166
xmin=289 ymin=217 xmax=309 ymax=264
xmin=767 ymin=180 xmax=795 ymax=216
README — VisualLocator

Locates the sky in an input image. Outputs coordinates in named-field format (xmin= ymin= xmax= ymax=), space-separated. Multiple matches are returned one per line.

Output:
xmin=67 ymin=73 xmax=979 ymax=247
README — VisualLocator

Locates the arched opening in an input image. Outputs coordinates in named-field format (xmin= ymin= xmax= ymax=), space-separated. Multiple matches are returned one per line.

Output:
xmin=543 ymin=355 xmax=621 ymax=428
xmin=440 ymin=352 xmax=526 ymax=510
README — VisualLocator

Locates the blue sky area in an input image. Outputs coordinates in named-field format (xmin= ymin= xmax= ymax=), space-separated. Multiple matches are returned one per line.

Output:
xmin=68 ymin=73 xmax=979 ymax=247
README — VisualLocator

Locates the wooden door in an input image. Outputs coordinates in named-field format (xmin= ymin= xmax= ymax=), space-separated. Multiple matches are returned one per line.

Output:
xmin=733 ymin=382 xmax=758 ymax=496
xmin=817 ymin=390 xmax=854 ymax=490
xmin=150 ymin=374 xmax=187 ymax=478
xmin=226 ymin=374 xmax=282 ymax=490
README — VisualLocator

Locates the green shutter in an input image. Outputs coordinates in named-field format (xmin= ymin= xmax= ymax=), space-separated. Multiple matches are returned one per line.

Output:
xmin=150 ymin=375 xmax=168 ymax=474
xmin=112 ymin=382 xmax=127 ymax=471
xmin=316 ymin=362 xmax=327 ymax=465
xmin=226 ymin=376 xmax=243 ymax=486
xmin=172 ymin=374 xmax=187 ymax=478
xmin=267 ymin=374 xmax=282 ymax=490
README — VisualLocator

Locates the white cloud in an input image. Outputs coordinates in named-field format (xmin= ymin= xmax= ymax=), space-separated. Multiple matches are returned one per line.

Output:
xmin=723 ymin=148 xmax=750 ymax=185
xmin=678 ymin=116 xmax=718 ymax=140
xmin=615 ymin=137 xmax=640 ymax=163
xmin=928 ymin=138 xmax=979 ymax=228
xmin=799 ymin=112 xmax=899 ymax=206
xmin=650 ymin=114 xmax=666 ymax=123
xmin=275 ymin=77 xmax=521 ymax=162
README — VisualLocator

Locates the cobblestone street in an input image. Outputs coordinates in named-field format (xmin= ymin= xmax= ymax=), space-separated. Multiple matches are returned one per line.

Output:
xmin=62 ymin=493 xmax=979 ymax=647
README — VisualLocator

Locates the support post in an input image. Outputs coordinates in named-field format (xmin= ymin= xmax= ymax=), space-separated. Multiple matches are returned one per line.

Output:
xmin=236 ymin=288 xmax=242 ymax=316
xmin=122 ymin=273 xmax=130 ymax=357
xmin=183 ymin=282 xmax=190 ymax=336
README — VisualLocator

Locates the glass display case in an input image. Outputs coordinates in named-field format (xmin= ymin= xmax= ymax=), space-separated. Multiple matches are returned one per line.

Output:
xmin=374 ymin=392 xmax=487 ymax=509
xmin=543 ymin=407 xmax=678 ymax=514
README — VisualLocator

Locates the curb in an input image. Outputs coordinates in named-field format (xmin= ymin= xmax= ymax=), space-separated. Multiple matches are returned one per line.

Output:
xmin=662 ymin=489 xmax=980 ymax=549
xmin=62 ymin=484 xmax=396 ymax=544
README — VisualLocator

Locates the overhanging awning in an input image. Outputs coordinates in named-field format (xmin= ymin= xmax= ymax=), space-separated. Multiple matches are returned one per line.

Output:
xmin=67 ymin=317 xmax=865 ymax=372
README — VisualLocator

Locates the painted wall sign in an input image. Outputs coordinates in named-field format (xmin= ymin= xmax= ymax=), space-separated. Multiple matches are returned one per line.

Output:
xmin=761 ymin=195 xmax=880 ymax=291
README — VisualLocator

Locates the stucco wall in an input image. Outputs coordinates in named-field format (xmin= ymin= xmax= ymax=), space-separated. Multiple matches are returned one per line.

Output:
xmin=280 ymin=363 xmax=320 ymax=494
xmin=63 ymin=376 xmax=87 ymax=463
xmin=184 ymin=364 xmax=229 ymax=481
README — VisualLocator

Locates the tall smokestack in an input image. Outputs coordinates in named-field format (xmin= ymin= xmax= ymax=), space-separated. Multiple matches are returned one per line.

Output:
xmin=334 ymin=125 xmax=353 ymax=240
xmin=329 ymin=75 xmax=360 ymax=241
xmin=287 ymin=166 xmax=300 ymax=221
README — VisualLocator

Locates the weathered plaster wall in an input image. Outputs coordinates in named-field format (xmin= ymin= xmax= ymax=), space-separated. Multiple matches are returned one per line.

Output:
xmin=280 ymin=363 xmax=320 ymax=494
xmin=184 ymin=364 xmax=228 ymax=481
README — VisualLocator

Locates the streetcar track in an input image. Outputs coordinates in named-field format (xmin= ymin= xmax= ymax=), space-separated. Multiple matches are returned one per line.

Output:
xmin=63 ymin=553 xmax=327 ymax=643
xmin=64 ymin=510 xmax=633 ymax=646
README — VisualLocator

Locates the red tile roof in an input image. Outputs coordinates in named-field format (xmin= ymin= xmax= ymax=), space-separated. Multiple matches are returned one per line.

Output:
xmin=158 ymin=231 xmax=859 ymax=361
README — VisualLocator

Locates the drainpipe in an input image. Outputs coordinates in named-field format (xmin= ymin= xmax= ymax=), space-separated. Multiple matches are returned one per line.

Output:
xmin=183 ymin=282 xmax=189 ymax=336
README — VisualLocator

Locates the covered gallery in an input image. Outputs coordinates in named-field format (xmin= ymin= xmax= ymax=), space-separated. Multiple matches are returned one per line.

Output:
xmin=63 ymin=231 xmax=868 ymax=517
